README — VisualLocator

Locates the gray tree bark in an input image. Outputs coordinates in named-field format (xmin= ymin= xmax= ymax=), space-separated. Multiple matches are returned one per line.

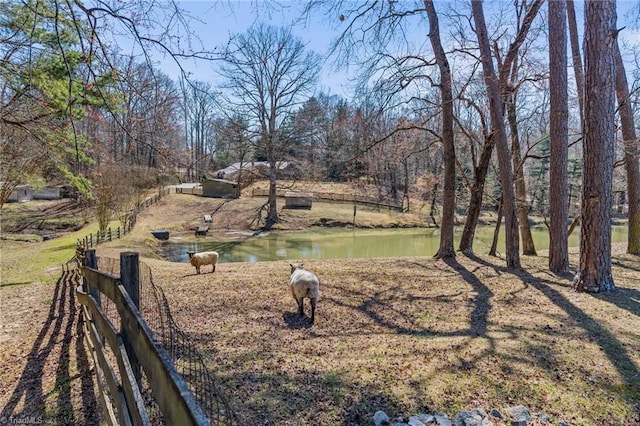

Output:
xmin=613 ymin=42 xmax=640 ymax=255
xmin=548 ymin=0 xmax=569 ymax=273
xmin=573 ymin=0 xmax=616 ymax=292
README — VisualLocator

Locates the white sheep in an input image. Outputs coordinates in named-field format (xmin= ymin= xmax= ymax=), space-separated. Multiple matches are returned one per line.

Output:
xmin=289 ymin=263 xmax=319 ymax=324
xmin=187 ymin=250 xmax=219 ymax=274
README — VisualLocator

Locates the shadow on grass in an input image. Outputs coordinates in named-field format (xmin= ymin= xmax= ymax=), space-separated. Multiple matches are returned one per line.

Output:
xmin=282 ymin=311 xmax=314 ymax=329
xmin=463 ymin=253 xmax=640 ymax=393
xmin=322 ymin=257 xmax=493 ymax=339
xmin=441 ymin=257 xmax=492 ymax=337
xmin=179 ymin=254 xmax=639 ymax=424
xmin=222 ymin=368 xmax=409 ymax=425
xmin=593 ymin=286 xmax=640 ymax=319
xmin=0 ymin=270 xmax=99 ymax=425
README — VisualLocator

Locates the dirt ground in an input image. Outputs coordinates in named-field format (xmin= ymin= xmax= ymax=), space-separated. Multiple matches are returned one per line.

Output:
xmin=1 ymin=187 xmax=639 ymax=425
xmin=0 ymin=269 xmax=102 ymax=426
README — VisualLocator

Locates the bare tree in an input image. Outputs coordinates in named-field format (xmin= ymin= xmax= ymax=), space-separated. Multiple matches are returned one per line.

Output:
xmin=613 ymin=41 xmax=640 ymax=255
xmin=548 ymin=0 xmax=569 ymax=273
xmin=458 ymin=0 xmax=543 ymax=257
xmin=180 ymin=80 xmax=218 ymax=180
xmin=219 ymin=24 xmax=321 ymax=229
xmin=424 ymin=0 xmax=456 ymax=259
xmin=573 ymin=0 xmax=617 ymax=293
xmin=471 ymin=0 xmax=521 ymax=268
xmin=500 ymin=0 xmax=545 ymax=257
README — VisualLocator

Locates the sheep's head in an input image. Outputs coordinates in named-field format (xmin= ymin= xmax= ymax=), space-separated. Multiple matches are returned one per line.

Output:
xmin=187 ymin=250 xmax=195 ymax=259
xmin=290 ymin=263 xmax=304 ymax=274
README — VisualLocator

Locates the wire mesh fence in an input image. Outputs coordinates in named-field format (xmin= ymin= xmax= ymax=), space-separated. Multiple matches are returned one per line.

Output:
xmin=90 ymin=255 xmax=237 ymax=425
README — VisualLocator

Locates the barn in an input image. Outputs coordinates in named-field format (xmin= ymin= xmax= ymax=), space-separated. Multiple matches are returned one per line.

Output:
xmin=201 ymin=179 xmax=240 ymax=199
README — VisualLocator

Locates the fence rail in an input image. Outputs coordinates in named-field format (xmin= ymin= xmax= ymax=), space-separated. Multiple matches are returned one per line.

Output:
xmin=251 ymin=188 xmax=404 ymax=211
xmin=76 ymin=249 xmax=236 ymax=425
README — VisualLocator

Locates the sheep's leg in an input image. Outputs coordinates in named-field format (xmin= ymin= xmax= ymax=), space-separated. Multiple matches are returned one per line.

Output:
xmin=296 ymin=297 xmax=304 ymax=316
xmin=212 ymin=264 xmax=216 ymax=273
xmin=310 ymin=298 xmax=316 ymax=324
xmin=196 ymin=266 xmax=201 ymax=274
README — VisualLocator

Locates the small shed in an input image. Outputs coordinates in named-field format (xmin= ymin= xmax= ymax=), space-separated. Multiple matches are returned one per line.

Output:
xmin=201 ymin=179 xmax=240 ymax=199
xmin=7 ymin=185 xmax=33 ymax=202
xmin=284 ymin=192 xmax=313 ymax=209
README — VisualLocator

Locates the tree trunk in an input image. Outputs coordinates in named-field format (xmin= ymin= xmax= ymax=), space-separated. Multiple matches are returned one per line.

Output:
xmin=613 ymin=42 xmax=640 ymax=255
xmin=472 ymin=0 xmax=520 ymax=269
xmin=548 ymin=0 xmax=569 ymax=273
xmin=459 ymin=134 xmax=494 ymax=253
xmin=429 ymin=182 xmax=440 ymax=228
xmin=265 ymin=163 xmax=279 ymax=229
xmin=489 ymin=195 xmax=503 ymax=257
xmin=573 ymin=0 xmax=616 ymax=293
xmin=567 ymin=0 xmax=585 ymax=125
xmin=265 ymin=131 xmax=279 ymax=229
xmin=458 ymin=0 xmax=541 ymax=258
xmin=425 ymin=0 xmax=456 ymax=259
xmin=506 ymin=95 xmax=537 ymax=256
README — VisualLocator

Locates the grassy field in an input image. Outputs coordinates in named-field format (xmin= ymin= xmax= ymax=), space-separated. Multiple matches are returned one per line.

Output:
xmin=1 ymin=188 xmax=639 ymax=425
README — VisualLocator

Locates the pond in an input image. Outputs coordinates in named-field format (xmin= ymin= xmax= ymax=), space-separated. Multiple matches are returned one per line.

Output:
xmin=159 ymin=225 xmax=629 ymax=264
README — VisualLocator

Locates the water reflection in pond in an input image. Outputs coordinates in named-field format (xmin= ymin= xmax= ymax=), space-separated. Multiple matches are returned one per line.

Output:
xmin=159 ymin=225 xmax=629 ymax=264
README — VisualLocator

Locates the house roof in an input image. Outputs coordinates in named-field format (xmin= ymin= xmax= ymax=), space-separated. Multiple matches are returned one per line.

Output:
xmin=216 ymin=161 xmax=294 ymax=176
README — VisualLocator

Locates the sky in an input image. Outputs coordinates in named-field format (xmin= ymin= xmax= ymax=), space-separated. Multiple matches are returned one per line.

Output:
xmin=155 ymin=1 xmax=356 ymax=96
xmin=150 ymin=0 xmax=640 ymax=99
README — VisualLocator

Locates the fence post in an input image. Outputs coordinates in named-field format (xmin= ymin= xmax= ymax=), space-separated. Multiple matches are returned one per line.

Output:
xmin=120 ymin=251 xmax=142 ymax=386
xmin=83 ymin=249 xmax=101 ymax=306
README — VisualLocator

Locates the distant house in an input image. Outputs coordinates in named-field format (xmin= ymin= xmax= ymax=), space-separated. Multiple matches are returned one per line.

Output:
xmin=201 ymin=179 xmax=240 ymax=199
xmin=215 ymin=161 xmax=299 ymax=184
xmin=6 ymin=184 xmax=33 ymax=202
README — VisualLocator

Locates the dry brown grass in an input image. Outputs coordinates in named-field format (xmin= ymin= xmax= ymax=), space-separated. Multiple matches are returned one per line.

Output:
xmin=98 ymin=204 xmax=640 ymax=426
xmin=2 ymin=187 xmax=639 ymax=425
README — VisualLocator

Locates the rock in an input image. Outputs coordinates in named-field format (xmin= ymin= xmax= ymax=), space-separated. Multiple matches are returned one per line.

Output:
xmin=489 ymin=409 xmax=503 ymax=419
xmin=370 ymin=403 xmax=569 ymax=426
xmin=408 ymin=416 xmax=427 ymax=426
xmin=413 ymin=414 xmax=436 ymax=424
xmin=373 ymin=410 xmax=391 ymax=426
xmin=434 ymin=414 xmax=453 ymax=426
xmin=454 ymin=409 xmax=494 ymax=426
xmin=505 ymin=405 xmax=531 ymax=426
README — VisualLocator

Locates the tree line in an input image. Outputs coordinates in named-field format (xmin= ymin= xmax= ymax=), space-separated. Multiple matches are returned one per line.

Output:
xmin=1 ymin=0 xmax=638 ymax=293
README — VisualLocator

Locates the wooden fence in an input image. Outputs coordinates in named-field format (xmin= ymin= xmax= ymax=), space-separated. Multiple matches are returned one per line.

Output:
xmin=78 ymin=189 xmax=170 ymax=250
xmin=77 ymin=249 xmax=210 ymax=426
xmin=251 ymin=188 xmax=404 ymax=211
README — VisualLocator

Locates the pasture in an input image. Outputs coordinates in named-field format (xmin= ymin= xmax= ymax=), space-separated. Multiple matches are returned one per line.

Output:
xmin=1 ymin=190 xmax=639 ymax=425
xmin=130 ymin=249 xmax=640 ymax=425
